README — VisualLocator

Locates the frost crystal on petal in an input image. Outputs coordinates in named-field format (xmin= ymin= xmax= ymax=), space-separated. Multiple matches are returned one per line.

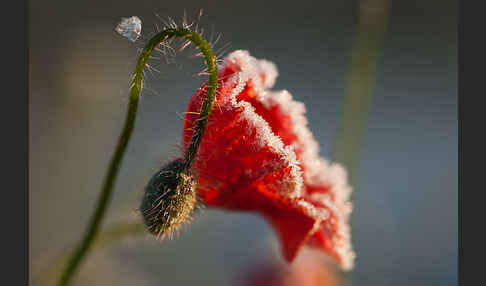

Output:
xmin=115 ymin=16 xmax=142 ymax=42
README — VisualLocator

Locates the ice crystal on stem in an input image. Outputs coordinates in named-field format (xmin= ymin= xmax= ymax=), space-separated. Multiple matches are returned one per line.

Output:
xmin=115 ymin=16 xmax=142 ymax=42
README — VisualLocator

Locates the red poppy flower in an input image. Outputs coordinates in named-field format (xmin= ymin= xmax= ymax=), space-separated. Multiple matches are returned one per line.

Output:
xmin=183 ymin=50 xmax=355 ymax=270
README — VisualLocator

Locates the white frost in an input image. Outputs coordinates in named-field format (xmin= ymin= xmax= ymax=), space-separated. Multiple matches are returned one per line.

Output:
xmin=116 ymin=16 xmax=142 ymax=42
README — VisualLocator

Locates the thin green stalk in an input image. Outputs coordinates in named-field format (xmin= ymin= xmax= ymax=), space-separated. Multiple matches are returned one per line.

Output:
xmin=334 ymin=0 xmax=388 ymax=185
xmin=58 ymin=27 xmax=218 ymax=286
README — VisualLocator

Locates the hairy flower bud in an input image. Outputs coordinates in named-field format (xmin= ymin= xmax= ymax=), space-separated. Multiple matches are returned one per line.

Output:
xmin=140 ymin=158 xmax=197 ymax=238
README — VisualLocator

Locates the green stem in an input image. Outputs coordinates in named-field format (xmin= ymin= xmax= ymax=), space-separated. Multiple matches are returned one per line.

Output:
xmin=333 ymin=0 xmax=388 ymax=185
xmin=57 ymin=27 xmax=218 ymax=286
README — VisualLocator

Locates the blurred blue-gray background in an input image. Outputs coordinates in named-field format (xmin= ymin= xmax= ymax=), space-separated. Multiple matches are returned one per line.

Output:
xmin=29 ymin=0 xmax=457 ymax=285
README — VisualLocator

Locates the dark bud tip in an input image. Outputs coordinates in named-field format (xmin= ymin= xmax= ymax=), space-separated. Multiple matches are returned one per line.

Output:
xmin=140 ymin=158 xmax=197 ymax=238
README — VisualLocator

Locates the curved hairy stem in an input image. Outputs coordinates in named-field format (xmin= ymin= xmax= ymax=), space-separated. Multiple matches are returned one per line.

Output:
xmin=130 ymin=28 xmax=218 ymax=169
xmin=58 ymin=27 xmax=218 ymax=286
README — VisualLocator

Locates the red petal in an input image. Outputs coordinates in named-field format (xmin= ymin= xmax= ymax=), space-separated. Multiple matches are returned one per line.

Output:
xmin=183 ymin=50 xmax=354 ymax=270
xmin=184 ymin=72 xmax=303 ymax=208
xmin=262 ymin=198 xmax=318 ymax=262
